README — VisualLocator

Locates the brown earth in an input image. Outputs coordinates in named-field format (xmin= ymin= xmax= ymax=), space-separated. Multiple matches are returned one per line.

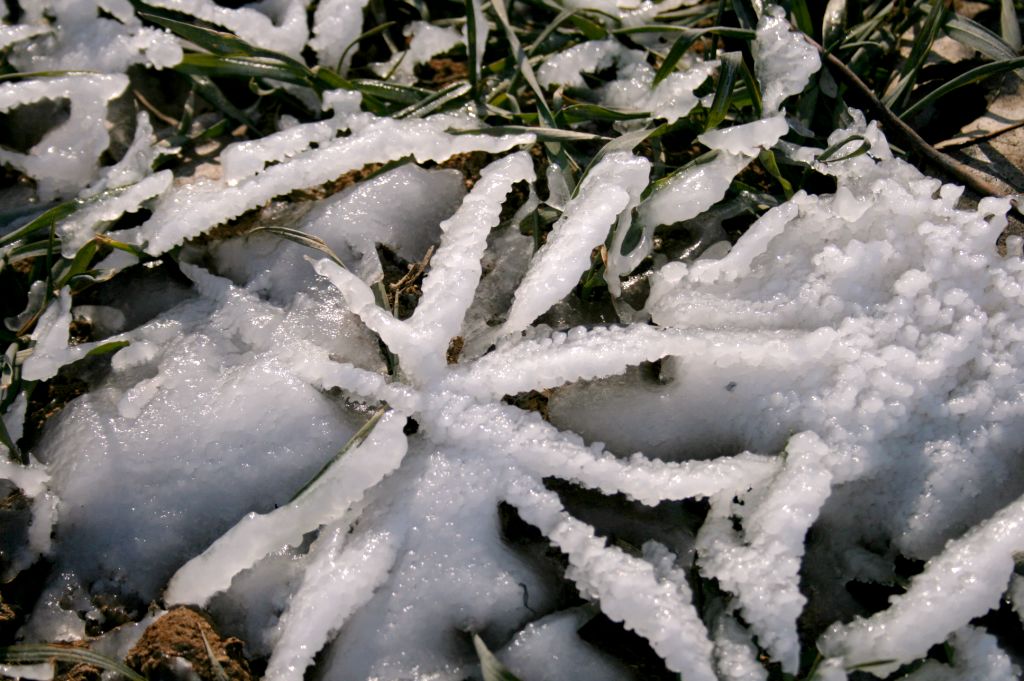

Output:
xmin=125 ymin=607 xmax=252 ymax=681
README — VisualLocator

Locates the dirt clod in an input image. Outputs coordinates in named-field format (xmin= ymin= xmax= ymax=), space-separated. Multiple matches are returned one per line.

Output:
xmin=125 ymin=607 xmax=252 ymax=681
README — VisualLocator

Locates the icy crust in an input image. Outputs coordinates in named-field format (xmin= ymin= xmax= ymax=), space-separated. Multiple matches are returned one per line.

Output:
xmin=8 ymin=0 xmax=181 ymax=73
xmin=310 ymin=0 xmax=369 ymax=72
xmin=501 ymin=152 xmax=650 ymax=334
xmin=538 ymin=39 xmax=717 ymax=124
xmin=160 ymin=153 xmax=788 ymax=681
xmin=0 ymin=74 xmax=128 ymax=200
xmin=124 ymin=108 xmax=534 ymax=255
xmin=146 ymin=0 xmax=309 ymax=59
xmin=820 ymin=491 xmax=1024 ymax=676
xmin=754 ymin=6 xmax=821 ymax=114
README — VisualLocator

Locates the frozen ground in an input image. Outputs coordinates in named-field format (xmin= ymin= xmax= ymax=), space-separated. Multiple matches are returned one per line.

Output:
xmin=2 ymin=2 xmax=1024 ymax=681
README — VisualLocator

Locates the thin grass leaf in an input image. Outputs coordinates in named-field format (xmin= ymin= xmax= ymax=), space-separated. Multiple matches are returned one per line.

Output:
xmin=900 ymin=55 xmax=1024 ymax=119
xmin=738 ymin=58 xmax=763 ymax=118
xmin=731 ymin=0 xmax=759 ymax=30
xmin=336 ymin=21 xmax=397 ymax=72
xmin=3 ymin=239 xmax=54 ymax=265
xmin=817 ymin=136 xmax=871 ymax=163
xmin=176 ymin=54 xmax=307 ymax=86
xmin=251 ymin=226 xmax=345 ymax=266
xmin=570 ymin=13 xmax=607 ymax=40
xmin=0 ymin=202 xmax=77 ymax=248
xmin=472 ymin=634 xmax=524 ymax=681
xmin=706 ymin=51 xmax=742 ymax=130
xmin=55 ymin=241 xmax=99 ymax=289
xmin=449 ymin=125 xmax=606 ymax=142
xmin=290 ymin=406 xmax=388 ymax=502
xmin=465 ymin=0 xmax=483 ymax=99
xmin=883 ymin=0 xmax=947 ymax=110
xmin=758 ymin=149 xmax=793 ymax=198
xmin=395 ymin=81 xmax=472 ymax=119
xmin=0 ymin=70 xmax=100 ymax=83
xmin=350 ymin=80 xmax=431 ymax=105
xmin=85 ymin=340 xmax=131 ymax=358
xmin=1001 ymin=0 xmax=1022 ymax=52
xmin=846 ymin=658 xmax=899 ymax=671
xmin=561 ymin=103 xmax=650 ymax=123
xmin=655 ymin=31 xmax=703 ymax=86
xmin=790 ymin=0 xmax=815 ymax=37
xmin=644 ymin=149 xmax=719 ymax=198
xmin=823 ymin=0 xmax=848 ymax=48
xmin=491 ymin=0 xmax=558 ymax=128
xmin=189 ymin=75 xmax=263 ymax=133
xmin=946 ymin=16 xmax=1019 ymax=60
xmin=0 ymin=645 xmax=146 ymax=681
xmin=140 ymin=11 xmax=313 ymax=74
xmin=198 ymin=626 xmax=230 ymax=681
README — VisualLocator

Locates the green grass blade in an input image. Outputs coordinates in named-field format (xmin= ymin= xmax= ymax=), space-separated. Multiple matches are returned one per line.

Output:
xmin=0 ymin=202 xmax=78 ymax=248
xmin=465 ymin=0 xmax=483 ymax=99
xmin=790 ymin=0 xmax=815 ymax=36
xmin=569 ymin=13 xmax=608 ymax=40
xmin=198 ymin=626 xmax=230 ymax=681
xmin=1001 ymin=0 xmax=1022 ymax=52
xmin=945 ymin=15 xmax=1019 ymax=61
xmin=561 ymin=103 xmax=649 ymax=123
xmin=706 ymin=51 xmax=742 ymax=130
xmin=188 ymin=75 xmax=263 ymax=133
xmin=251 ymin=226 xmax=345 ymax=266
xmin=758 ymin=149 xmax=793 ymax=198
xmin=731 ymin=0 xmax=759 ymax=29
xmin=491 ymin=0 xmax=557 ymax=128
xmin=738 ymin=58 xmax=763 ymax=119
xmin=395 ymin=81 xmax=472 ymax=119
xmin=291 ymin=407 xmax=389 ymax=502
xmin=176 ymin=54 xmax=307 ymax=86
xmin=449 ymin=125 xmax=607 ymax=142
xmin=883 ymin=0 xmax=947 ymax=110
xmin=655 ymin=30 xmax=701 ymax=86
xmin=0 ymin=644 xmax=146 ymax=681
xmin=900 ymin=55 xmax=1024 ymax=119
xmin=85 ymin=340 xmax=131 ymax=358
xmin=816 ymin=134 xmax=871 ymax=162
xmin=350 ymin=79 xmax=431 ymax=105
xmin=336 ymin=21 xmax=397 ymax=72
xmin=472 ymin=634 xmax=524 ymax=681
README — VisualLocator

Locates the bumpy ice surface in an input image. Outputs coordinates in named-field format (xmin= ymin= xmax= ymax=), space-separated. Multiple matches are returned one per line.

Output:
xmin=2 ymin=3 xmax=1024 ymax=681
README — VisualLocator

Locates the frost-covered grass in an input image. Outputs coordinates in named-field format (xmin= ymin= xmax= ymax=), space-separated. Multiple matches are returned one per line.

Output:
xmin=2 ymin=1 xmax=1024 ymax=680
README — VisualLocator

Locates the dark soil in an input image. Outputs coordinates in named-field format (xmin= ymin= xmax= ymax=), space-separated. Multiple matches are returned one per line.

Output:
xmin=125 ymin=607 xmax=253 ymax=681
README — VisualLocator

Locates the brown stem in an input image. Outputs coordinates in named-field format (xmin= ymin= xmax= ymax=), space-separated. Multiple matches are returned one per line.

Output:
xmin=809 ymin=37 xmax=1018 ymax=201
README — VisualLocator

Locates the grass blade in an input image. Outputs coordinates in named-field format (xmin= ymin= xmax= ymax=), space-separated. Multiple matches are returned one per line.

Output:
xmin=465 ymin=0 xmax=484 ymax=100
xmin=883 ymin=0 xmax=948 ymax=111
xmin=706 ymin=51 xmax=742 ymax=130
xmin=290 ymin=407 xmax=388 ymax=502
xmin=945 ymin=15 xmax=1019 ymax=61
xmin=472 ymin=634 xmax=524 ymax=681
xmin=0 ymin=202 xmax=78 ymax=248
xmin=449 ymin=125 xmax=607 ymax=142
xmin=251 ymin=226 xmax=345 ymax=266
xmin=561 ymin=103 xmax=649 ymax=123
xmin=395 ymin=81 xmax=472 ymax=119
xmin=491 ymin=0 xmax=557 ymax=128
xmin=1001 ymin=0 xmax=1022 ymax=52
xmin=0 ymin=644 xmax=146 ymax=681
xmin=816 ymin=134 xmax=870 ymax=162
xmin=900 ymin=55 xmax=1024 ymax=119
